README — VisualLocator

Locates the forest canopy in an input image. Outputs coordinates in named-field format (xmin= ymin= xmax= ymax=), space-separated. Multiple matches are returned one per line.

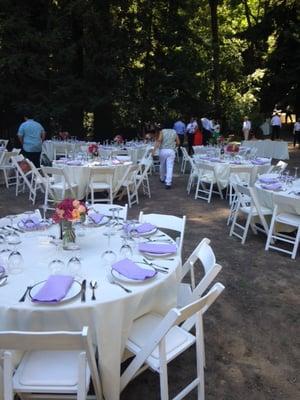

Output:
xmin=0 ymin=0 xmax=299 ymax=139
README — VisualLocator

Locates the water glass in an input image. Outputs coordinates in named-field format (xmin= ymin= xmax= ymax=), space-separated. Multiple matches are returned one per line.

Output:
xmin=7 ymin=250 xmax=24 ymax=274
xmin=48 ymin=259 xmax=65 ymax=274
xmin=67 ymin=256 xmax=82 ymax=277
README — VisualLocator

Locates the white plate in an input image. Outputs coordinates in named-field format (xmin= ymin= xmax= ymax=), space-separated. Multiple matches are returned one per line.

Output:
xmin=85 ymin=215 xmax=110 ymax=227
xmin=111 ymin=263 xmax=157 ymax=284
xmin=131 ymin=226 xmax=158 ymax=237
xmin=29 ymin=280 xmax=81 ymax=305
xmin=142 ymin=251 xmax=175 ymax=257
xmin=259 ymin=173 xmax=280 ymax=180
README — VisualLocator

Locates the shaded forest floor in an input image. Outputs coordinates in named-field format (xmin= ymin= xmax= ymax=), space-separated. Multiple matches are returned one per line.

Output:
xmin=0 ymin=142 xmax=299 ymax=400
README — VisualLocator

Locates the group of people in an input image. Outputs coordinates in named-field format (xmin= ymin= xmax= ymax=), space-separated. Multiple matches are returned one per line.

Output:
xmin=173 ymin=116 xmax=221 ymax=155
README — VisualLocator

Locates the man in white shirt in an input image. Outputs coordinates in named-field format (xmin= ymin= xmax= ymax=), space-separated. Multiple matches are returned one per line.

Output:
xmin=186 ymin=117 xmax=198 ymax=154
xmin=293 ymin=118 xmax=300 ymax=148
xmin=242 ymin=116 xmax=251 ymax=140
xmin=271 ymin=113 xmax=282 ymax=140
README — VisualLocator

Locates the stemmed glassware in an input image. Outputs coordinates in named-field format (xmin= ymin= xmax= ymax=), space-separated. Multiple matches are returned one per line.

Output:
xmin=67 ymin=254 xmax=82 ymax=278
xmin=7 ymin=250 xmax=24 ymax=274
xmin=102 ymin=223 xmax=117 ymax=266
xmin=294 ymin=166 xmax=299 ymax=180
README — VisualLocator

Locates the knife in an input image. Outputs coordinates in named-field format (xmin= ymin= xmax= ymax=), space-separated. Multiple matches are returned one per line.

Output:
xmin=81 ymin=279 xmax=86 ymax=302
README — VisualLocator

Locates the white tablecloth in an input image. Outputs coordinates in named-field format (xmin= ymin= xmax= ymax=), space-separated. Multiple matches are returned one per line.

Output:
xmin=53 ymin=161 xmax=133 ymax=199
xmin=241 ymin=140 xmax=289 ymax=160
xmin=194 ymin=157 xmax=271 ymax=189
xmin=0 ymin=215 xmax=181 ymax=400
xmin=42 ymin=141 xmax=88 ymax=161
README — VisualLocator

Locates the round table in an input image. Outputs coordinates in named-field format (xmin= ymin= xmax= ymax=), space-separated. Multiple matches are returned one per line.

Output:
xmin=0 ymin=213 xmax=181 ymax=400
xmin=53 ymin=160 xmax=133 ymax=199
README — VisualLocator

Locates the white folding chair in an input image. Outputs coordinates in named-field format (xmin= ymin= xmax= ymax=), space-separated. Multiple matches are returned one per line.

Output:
xmin=87 ymin=203 xmax=128 ymax=220
xmin=267 ymin=160 xmax=288 ymax=174
xmin=86 ymin=167 xmax=115 ymax=204
xmin=194 ymin=162 xmax=223 ymax=203
xmin=0 ymin=139 xmax=9 ymax=149
xmin=265 ymin=193 xmax=300 ymax=259
xmin=180 ymin=146 xmax=189 ymax=174
xmin=0 ymin=327 xmax=102 ymax=400
xmin=121 ymin=164 xmax=139 ymax=208
xmin=136 ymin=157 xmax=153 ymax=198
xmin=41 ymin=166 xmax=78 ymax=211
xmin=11 ymin=156 xmax=36 ymax=199
xmin=139 ymin=212 xmax=186 ymax=255
xmin=0 ymin=151 xmax=20 ymax=188
xmin=229 ymin=184 xmax=272 ymax=244
xmin=226 ymin=174 xmax=246 ymax=226
xmin=25 ymin=159 xmax=46 ymax=204
xmin=53 ymin=142 xmax=68 ymax=160
xmin=226 ymin=165 xmax=252 ymax=205
xmin=120 ymin=282 xmax=225 ymax=400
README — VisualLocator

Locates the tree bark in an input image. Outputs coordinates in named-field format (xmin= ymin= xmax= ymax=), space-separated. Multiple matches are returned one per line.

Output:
xmin=209 ymin=0 xmax=221 ymax=118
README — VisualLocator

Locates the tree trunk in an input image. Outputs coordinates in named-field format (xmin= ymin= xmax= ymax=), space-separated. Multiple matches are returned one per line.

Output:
xmin=209 ymin=0 xmax=221 ymax=118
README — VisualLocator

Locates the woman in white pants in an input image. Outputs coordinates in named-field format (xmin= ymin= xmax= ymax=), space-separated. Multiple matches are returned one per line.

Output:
xmin=242 ymin=116 xmax=251 ymax=140
xmin=152 ymin=125 xmax=179 ymax=189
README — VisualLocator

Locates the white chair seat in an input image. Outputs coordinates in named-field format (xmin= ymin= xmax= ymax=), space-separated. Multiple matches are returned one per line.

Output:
xmin=89 ymin=182 xmax=110 ymax=190
xmin=240 ymin=205 xmax=273 ymax=215
xmin=276 ymin=212 xmax=300 ymax=226
xmin=127 ymin=312 xmax=195 ymax=371
xmin=14 ymin=350 xmax=90 ymax=389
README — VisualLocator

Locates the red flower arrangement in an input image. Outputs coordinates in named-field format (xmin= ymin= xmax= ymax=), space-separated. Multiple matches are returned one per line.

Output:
xmin=52 ymin=199 xmax=87 ymax=223
xmin=113 ymin=135 xmax=124 ymax=144
xmin=226 ymin=143 xmax=240 ymax=153
xmin=88 ymin=143 xmax=99 ymax=156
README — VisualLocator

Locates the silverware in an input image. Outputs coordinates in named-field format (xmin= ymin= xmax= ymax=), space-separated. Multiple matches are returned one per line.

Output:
xmin=142 ymin=258 xmax=169 ymax=273
xmin=90 ymin=280 xmax=97 ymax=300
xmin=81 ymin=279 xmax=86 ymax=302
xmin=0 ymin=275 xmax=8 ymax=286
xmin=5 ymin=225 xmax=24 ymax=233
xmin=108 ymin=276 xmax=132 ymax=293
xmin=146 ymin=238 xmax=172 ymax=243
xmin=19 ymin=285 xmax=32 ymax=302
xmin=144 ymin=255 xmax=175 ymax=261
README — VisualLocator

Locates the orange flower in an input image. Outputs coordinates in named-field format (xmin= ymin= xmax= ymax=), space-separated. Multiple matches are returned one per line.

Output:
xmin=72 ymin=209 xmax=80 ymax=220
xmin=73 ymin=200 xmax=80 ymax=208
xmin=78 ymin=205 xmax=86 ymax=213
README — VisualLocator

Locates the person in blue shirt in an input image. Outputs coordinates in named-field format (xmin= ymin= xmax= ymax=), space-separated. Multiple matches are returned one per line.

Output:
xmin=173 ymin=118 xmax=186 ymax=149
xmin=17 ymin=111 xmax=46 ymax=167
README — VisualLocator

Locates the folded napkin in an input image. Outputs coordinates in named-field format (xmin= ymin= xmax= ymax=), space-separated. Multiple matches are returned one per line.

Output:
xmin=89 ymin=213 xmax=105 ymax=224
xmin=259 ymin=176 xmax=279 ymax=184
xmin=138 ymin=242 xmax=177 ymax=254
xmin=261 ymin=182 xmax=282 ymax=191
xmin=32 ymin=275 xmax=74 ymax=302
xmin=252 ymin=159 xmax=268 ymax=165
xmin=124 ymin=222 xmax=156 ymax=235
xmin=112 ymin=258 xmax=156 ymax=280
xmin=66 ymin=160 xmax=82 ymax=166
xmin=230 ymin=160 xmax=242 ymax=165
xmin=21 ymin=215 xmax=41 ymax=229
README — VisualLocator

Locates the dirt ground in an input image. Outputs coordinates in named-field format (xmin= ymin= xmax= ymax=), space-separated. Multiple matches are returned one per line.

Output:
xmin=0 ymin=144 xmax=299 ymax=400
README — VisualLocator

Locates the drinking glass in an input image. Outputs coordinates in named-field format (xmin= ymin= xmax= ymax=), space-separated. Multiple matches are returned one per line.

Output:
xmin=7 ymin=250 xmax=24 ymax=274
xmin=0 ymin=248 xmax=12 ymax=267
xmin=6 ymin=231 xmax=21 ymax=247
xmin=294 ymin=167 xmax=299 ymax=180
xmin=67 ymin=256 xmax=82 ymax=277
xmin=48 ymin=258 xmax=65 ymax=274
xmin=102 ymin=226 xmax=117 ymax=266
xmin=119 ymin=236 xmax=133 ymax=258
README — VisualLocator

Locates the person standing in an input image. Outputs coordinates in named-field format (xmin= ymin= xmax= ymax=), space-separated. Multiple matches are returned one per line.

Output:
xmin=152 ymin=124 xmax=179 ymax=189
xmin=293 ymin=118 xmax=300 ymax=148
xmin=270 ymin=113 xmax=282 ymax=140
xmin=200 ymin=116 xmax=212 ymax=146
xmin=17 ymin=111 xmax=46 ymax=167
xmin=242 ymin=116 xmax=251 ymax=141
xmin=186 ymin=117 xmax=198 ymax=154
xmin=173 ymin=118 xmax=186 ymax=149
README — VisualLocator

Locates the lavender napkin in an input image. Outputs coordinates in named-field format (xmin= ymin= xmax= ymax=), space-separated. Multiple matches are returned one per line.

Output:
xmin=32 ymin=275 xmax=74 ymax=302
xmin=252 ymin=159 xmax=268 ymax=165
xmin=124 ymin=223 xmax=156 ymax=234
xmin=138 ymin=242 xmax=177 ymax=254
xmin=261 ymin=182 xmax=282 ymax=191
xmin=89 ymin=213 xmax=105 ymax=224
xmin=112 ymin=258 xmax=156 ymax=280
xmin=21 ymin=215 xmax=41 ymax=229
xmin=259 ymin=176 xmax=279 ymax=184
xmin=66 ymin=160 xmax=82 ymax=166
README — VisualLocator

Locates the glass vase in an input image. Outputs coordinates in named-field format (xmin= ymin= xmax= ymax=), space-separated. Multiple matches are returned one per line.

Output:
xmin=60 ymin=221 xmax=76 ymax=250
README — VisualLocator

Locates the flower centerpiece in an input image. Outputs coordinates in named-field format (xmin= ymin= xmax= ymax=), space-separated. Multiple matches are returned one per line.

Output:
xmin=113 ymin=134 xmax=124 ymax=144
xmin=88 ymin=143 xmax=99 ymax=157
xmin=52 ymin=199 xmax=87 ymax=249
xmin=225 ymin=143 xmax=240 ymax=154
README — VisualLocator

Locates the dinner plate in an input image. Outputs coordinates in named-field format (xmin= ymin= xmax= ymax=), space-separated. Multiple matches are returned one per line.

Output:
xmin=131 ymin=226 xmax=158 ymax=237
xmin=142 ymin=251 xmax=175 ymax=257
xmin=29 ymin=280 xmax=81 ymax=305
xmin=111 ymin=263 xmax=157 ymax=284
xmin=85 ymin=215 xmax=110 ymax=227
xmin=17 ymin=219 xmax=52 ymax=231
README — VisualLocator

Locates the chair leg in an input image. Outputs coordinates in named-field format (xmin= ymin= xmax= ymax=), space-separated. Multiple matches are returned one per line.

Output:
xmin=242 ymin=214 xmax=252 ymax=244
xmin=196 ymin=318 xmax=205 ymax=400
xmin=207 ymin=182 xmax=213 ymax=203
xmin=265 ymin=214 xmax=276 ymax=251
xmin=159 ymin=341 xmax=169 ymax=400
xmin=292 ymin=227 xmax=300 ymax=260
xmin=3 ymin=170 xmax=9 ymax=188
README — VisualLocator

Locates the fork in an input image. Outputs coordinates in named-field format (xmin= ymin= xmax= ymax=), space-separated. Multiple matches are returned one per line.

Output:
xmin=144 ymin=255 xmax=175 ymax=262
xmin=19 ymin=285 xmax=32 ymax=302
xmin=107 ymin=276 xmax=132 ymax=293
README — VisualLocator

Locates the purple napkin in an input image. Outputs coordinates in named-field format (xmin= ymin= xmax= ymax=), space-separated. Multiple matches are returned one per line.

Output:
xmin=261 ymin=182 xmax=282 ymax=191
xmin=32 ymin=275 xmax=74 ymax=302
xmin=112 ymin=258 xmax=156 ymax=280
xmin=66 ymin=160 xmax=82 ymax=166
xmin=259 ymin=177 xmax=279 ymax=184
xmin=21 ymin=215 xmax=41 ymax=229
xmin=252 ymin=159 xmax=268 ymax=165
xmin=124 ymin=223 xmax=156 ymax=235
xmin=138 ymin=242 xmax=177 ymax=254
xmin=89 ymin=213 xmax=105 ymax=224
xmin=230 ymin=160 xmax=242 ymax=165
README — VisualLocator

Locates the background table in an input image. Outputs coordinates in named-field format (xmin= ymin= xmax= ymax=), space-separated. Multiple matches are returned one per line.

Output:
xmin=0 ymin=215 xmax=181 ymax=400
xmin=241 ymin=140 xmax=289 ymax=160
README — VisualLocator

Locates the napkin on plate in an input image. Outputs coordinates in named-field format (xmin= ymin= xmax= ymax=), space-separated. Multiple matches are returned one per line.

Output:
xmin=252 ymin=159 xmax=268 ymax=165
xmin=21 ymin=215 xmax=41 ymax=229
xmin=124 ymin=223 xmax=156 ymax=235
xmin=260 ymin=182 xmax=282 ymax=191
xmin=138 ymin=242 xmax=177 ymax=254
xmin=89 ymin=213 xmax=105 ymax=224
xmin=112 ymin=258 xmax=156 ymax=280
xmin=32 ymin=275 xmax=74 ymax=302
xmin=259 ymin=176 xmax=279 ymax=184
xmin=66 ymin=160 xmax=82 ymax=166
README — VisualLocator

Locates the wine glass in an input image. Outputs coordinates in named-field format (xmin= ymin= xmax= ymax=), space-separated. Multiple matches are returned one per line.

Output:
xmin=294 ymin=167 xmax=299 ymax=180
xmin=6 ymin=214 xmax=16 ymax=228
xmin=0 ymin=248 xmax=11 ymax=267
xmin=6 ymin=231 xmax=21 ymax=248
xmin=67 ymin=256 xmax=82 ymax=277
xmin=110 ymin=207 xmax=123 ymax=227
xmin=48 ymin=258 xmax=65 ymax=274
xmin=7 ymin=250 xmax=24 ymax=274
xmin=0 ymin=233 xmax=6 ymax=247
xmin=119 ymin=235 xmax=133 ymax=259
xmin=102 ymin=226 xmax=117 ymax=266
